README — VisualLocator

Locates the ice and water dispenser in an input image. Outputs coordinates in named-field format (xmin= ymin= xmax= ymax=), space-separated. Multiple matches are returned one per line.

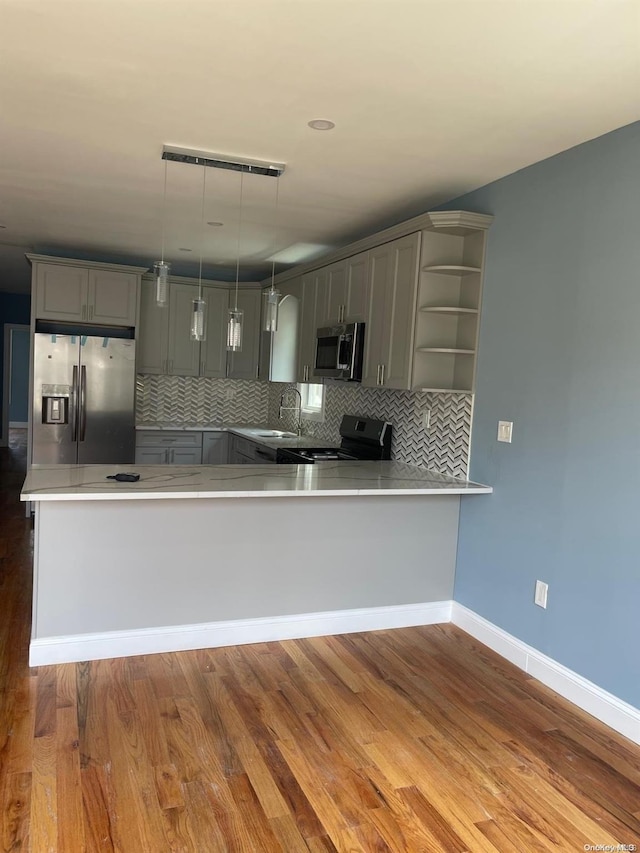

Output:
xmin=41 ymin=384 xmax=70 ymax=424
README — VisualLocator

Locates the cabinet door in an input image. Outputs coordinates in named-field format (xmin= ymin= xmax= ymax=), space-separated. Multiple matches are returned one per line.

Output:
xmin=298 ymin=269 xmax=328 ymax=382
xmin=226 ymin=289 xmax=261 ymax=380
xmin=135 ymin=447 xmax=168 ymax=464
xmin=362 ymin=245 xmax=391 ymax=387
xmin=168 ymin=283 xmax=201 ymax=376
xmin=202 ymin=433 xmax=229 ymax=464
xmin=88 ymin=270 xmax=138 ymax=326
xmin=319 ymin=261 xmax=346 ymax=326
xmin=34 ymin=264 xmax=88 ymax=322
xmin=137 ymin=278 xmax=170 ymax=374
xmin=170 ymin=447 xmax=202 ymax=465
xmin=384 ymin=233 xmax=420 ymax=389
xmin=201 ymin=286 xmax=228 ymax=378
xmin=344 ymin=251 xmax=369 ymax=322
xmin=362 ymin=234 xmax=420 ymax=389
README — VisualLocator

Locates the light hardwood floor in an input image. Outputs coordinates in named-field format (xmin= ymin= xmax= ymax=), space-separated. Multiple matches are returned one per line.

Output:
xmin=1 ymin=429 xmax=639 ymax=851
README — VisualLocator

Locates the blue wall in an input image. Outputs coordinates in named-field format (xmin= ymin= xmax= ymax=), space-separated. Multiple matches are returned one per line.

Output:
xmin=9 ymin=328 xmax=30 ymax=423
xmin=0 ymin=293 xmax=31 ymax=438
xmin=441 ymin=121 xmax=640 ymax=708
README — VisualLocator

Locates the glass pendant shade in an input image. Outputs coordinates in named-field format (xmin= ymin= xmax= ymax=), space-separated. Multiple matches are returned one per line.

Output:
xmin=263 ymin=287 xmax=280 ymax=332
xmin=227 ymin=309 xmax=243 ymax=351
xmin=154 ymin=261 xmax=170 ymax=307
xmin=190 ymin=298 xmax=207 ymax=341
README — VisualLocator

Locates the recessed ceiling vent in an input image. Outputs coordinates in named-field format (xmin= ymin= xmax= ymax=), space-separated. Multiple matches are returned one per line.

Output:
xmin=162 ymin=145 xmax=285 ymax=178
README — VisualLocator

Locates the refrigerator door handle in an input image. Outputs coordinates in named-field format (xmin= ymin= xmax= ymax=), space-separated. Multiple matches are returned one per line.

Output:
xmin=71 ymin=364 xmax=79 ymax=442
xmin=79 ymin=365 xmax=87 ymax=442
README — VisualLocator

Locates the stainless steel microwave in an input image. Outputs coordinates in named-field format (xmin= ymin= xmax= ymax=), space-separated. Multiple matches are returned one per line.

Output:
xmin=314 ymin=322 xmax=365 ymax=381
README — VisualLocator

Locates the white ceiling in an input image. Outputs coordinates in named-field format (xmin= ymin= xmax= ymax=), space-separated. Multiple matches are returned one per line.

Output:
xmin=1 ymin=0 xmax=638 ymax=294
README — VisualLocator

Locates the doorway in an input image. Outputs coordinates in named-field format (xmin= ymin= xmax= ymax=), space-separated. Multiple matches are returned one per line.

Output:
xmin=1 ymin=324 xmax=30 ymax=447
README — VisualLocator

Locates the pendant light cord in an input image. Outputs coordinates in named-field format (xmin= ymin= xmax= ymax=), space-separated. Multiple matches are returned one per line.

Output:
xmin=234 ymin=169 xmax=246 ymax=312
xmin=270 ymin=175 xmax=280 ymax=291
xmin=160 ymin=158 xmax=168 ymax=264
xmin=198 ymin=162 xmax=207 ymax=300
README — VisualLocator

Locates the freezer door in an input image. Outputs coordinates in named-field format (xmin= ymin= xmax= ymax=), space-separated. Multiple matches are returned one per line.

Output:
xmin=77 ymin=335 xmax=136 ymax=464
xmin=32 ymin=334 xmax=80 ymax=464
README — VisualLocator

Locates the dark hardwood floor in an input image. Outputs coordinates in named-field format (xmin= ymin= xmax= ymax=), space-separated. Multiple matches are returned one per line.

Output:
xmin=1 ymin=428 xmax=639 ymax=851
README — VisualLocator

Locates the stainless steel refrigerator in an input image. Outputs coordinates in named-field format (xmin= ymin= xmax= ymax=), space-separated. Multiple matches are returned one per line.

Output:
xmin=32 ymin=332 xmax=136 ymax=464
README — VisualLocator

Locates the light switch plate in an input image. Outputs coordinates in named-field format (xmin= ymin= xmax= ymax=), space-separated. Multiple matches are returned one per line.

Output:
xmin=534 ymin=580 xmax=548 ymax=608
xmin=497 ymin=420 xmax=513 ymax=443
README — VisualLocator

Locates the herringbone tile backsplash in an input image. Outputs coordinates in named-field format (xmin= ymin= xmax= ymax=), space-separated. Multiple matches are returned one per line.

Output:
xmin=136 ymin=375 xmax=269 ymax=424
xmin=271 ymin=383 xmax=472 ymax=478
xmin=137 ymin=375 xmax=472 ymax=477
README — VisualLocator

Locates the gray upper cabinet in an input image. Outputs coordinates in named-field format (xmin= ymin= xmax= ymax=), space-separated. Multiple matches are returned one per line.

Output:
xmin=226 ymin=288 xmax=261 ymax=380
xmin=200 ymin=286 xmax=228 ymax=378
xmin=31 ymin=258 xmax=142 ymax=326
xmin=88 ymin=270 xmax=138 ymax=325
xmin=34 ymin=264 xmax=88 ymax=322
xmin=362 ymin=232 xmax=421 ymax=390
xmin=298 ymin=269 xmax=328 ymax=383
xmin=168 ymin=283 xmax=201 ymax=376
xmin=137 ymin=278 xmax=169 ymax=373
xmin=344 ymin=251 xmax=369 ymax=322
xmin=137 ymin=276 xmax=261 ymax=379
xmin=320 ymin=261 xmax=347 ymax=326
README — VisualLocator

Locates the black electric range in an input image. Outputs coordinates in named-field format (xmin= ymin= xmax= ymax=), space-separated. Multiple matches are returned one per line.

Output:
xmin=276 ymin=415 xmax=392 ymax=464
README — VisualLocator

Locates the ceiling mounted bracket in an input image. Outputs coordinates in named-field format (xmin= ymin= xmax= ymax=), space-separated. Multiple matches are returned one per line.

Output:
xmin=162 ymin=145 xmax=285 ymax=178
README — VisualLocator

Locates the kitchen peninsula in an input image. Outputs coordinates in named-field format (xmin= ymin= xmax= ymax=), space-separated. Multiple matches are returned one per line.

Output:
xmin=22 ymin=461 xmax=491 ymax=666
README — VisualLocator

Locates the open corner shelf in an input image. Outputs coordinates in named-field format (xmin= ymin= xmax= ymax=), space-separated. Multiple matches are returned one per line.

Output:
xmin=416 ymin=387 xmax=474 ymax=395
xmin=416 ymin=347 xmax=475 ymax=355
xmin=421 ymin=265 xmax=481 ymax=276
xmin=419 ymin=306 xmax=478 ymax=315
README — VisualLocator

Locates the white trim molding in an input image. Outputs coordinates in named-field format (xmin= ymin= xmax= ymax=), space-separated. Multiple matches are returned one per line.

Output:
xmin=30 ymin=598 xmax=640 ymax=747
xmin=30 ymin=600 xmax=453 ymax=667
xmin=451 ymin=603 xmax=640 ymax=746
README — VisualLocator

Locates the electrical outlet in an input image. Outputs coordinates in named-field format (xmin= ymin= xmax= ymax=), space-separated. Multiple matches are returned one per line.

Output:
xmin=423 ymin=409 xmax=431 ymax=429
xmin=534 ymin=580 xmax=548 ymax=609
xmin=497 ymin=420 xmax=513 ymax=443
xmin=225 ymin=388 xmax=235 ymax=401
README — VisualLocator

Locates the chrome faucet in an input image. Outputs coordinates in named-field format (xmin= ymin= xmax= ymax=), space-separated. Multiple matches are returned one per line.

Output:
xmin=279 ymin=387 xmax=304 ymax=436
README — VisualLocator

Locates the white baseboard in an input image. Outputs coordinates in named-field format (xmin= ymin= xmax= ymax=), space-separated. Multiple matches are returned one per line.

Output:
xmin=30 ymin=599 xmax=639 ymax=747
xmin=451 ymin=602 xmax=640 ymax=746
xmin=9 ymin=421 xmax=28 ymax=429
xmin=29 ymin=600 xmax=453 ymax=667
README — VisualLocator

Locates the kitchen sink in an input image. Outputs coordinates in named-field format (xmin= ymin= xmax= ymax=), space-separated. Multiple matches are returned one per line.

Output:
xmin=255 ymin=430 xmax=298 ymax=438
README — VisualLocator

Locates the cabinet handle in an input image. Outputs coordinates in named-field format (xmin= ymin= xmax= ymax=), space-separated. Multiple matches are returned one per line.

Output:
xmin=169 ymin=360 xmax=173 ymax=373
xmin=380 ymin=364 xmax=385 ymax=386
xmin=89 ymin=305 xmax=93 ymax=321
xmin=376 ymin=364 xmax=381 ymax=385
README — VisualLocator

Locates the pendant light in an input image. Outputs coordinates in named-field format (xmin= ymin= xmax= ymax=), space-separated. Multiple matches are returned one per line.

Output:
xmin=153 ymin=159 xmax=170 ymax=307
xmin=227 ymin=169 xmax=245 ymax=352
xmin=263 ymin=174 xmax=281 ymax=333
xmin=190 ymin=162 xmax=207 ymax=341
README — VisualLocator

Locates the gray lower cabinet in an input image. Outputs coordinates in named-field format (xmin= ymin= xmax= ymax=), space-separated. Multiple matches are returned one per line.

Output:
xmin=202 ymin=432 xmax=229 ymax=464
xmin=135 ymin=430 xmax=203 ymax=465
xmin=228 ymin=434 xmax=276 ymax=463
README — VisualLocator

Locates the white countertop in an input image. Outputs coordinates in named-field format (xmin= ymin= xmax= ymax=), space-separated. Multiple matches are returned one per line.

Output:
xmin=21 ymin=461 xmax=492 ymax=501
xmin=136 ymin=423 xmax=337 ymax=450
